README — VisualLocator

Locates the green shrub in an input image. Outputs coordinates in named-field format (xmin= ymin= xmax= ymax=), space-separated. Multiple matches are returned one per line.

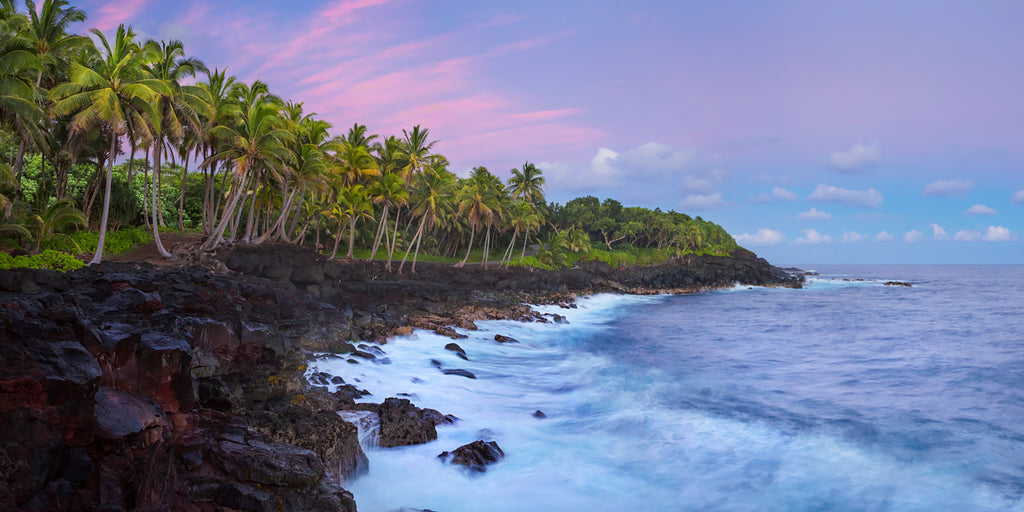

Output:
xmin=0 ymin=249 xmax=84 ymax=271
xmin=67 ymin=227 xmax=150 ymax=255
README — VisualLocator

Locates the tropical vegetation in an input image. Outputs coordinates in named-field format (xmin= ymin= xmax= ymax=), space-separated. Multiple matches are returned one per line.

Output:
xmin=0 ymin=0 xmax=738 ymax=271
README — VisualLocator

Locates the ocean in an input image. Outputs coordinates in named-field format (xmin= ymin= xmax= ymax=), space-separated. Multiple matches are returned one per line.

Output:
xmin=306 ymin=265 xmax=1024 ymax=512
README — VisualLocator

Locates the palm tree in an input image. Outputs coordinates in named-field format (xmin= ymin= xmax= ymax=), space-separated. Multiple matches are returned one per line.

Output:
xmin=454 ymin=167 xmax=502 ymax=269
xmin=142 ymin=38 xmax=207 ymax=258
xmin=328 ymin=138 xmax=379 ymax=188
xmin=335 ymin=184 xmax=372 ymax=259
xmin=499 ymin=199 xmax=539 ymax=267
xmin=50 ymin=24 xmax=165 ymax=265
xmin=16 ymin=0 xmax=86 ymax=176
xmin=200 ymin=83 xmax=292 ymax=252
xmin=508 ymin=161 xmax=546 ymax=262
xmin=399 ymin=163 xmax=454 ymax=273
xmin=398 ymin=125 xmax=436 ymax=178
xmin=366 ymin=171 xmax=408 ymax=264
xmin=195 ymin=68 xmax=237 ymax=233
xmin=26 ymin=197 xmax=83 ymax=253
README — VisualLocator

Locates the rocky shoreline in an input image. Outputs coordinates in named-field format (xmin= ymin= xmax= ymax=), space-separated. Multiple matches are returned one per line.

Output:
xmin=0 ymin=245 xmax=800 ymax=512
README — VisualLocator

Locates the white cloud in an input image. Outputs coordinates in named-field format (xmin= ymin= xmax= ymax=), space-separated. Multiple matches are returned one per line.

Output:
xmin=841 ymin=231 xmax=867 ymax=243
xmin=772 ymin=187 xmax=797 ymax=201
xmin=930 ymin=223 xmax=949 ymax=241
xmin=796 ymin=208 xmax=831 ymax=220
xmin=827 ymin=143 xmax=880 ymax=173
xmin=923 ymin=180 xmax=972 ymax=197
xmin=965 ymin=204 xmax=997 ymax=216
xmin=795 ymin=228 xmax=831 ymax=244
xmin=904 ymin=230 xmax=923 ymax=243
xmin=982 ymin=226 xmax=1012 ymax=242
xmin=808 ymin=184 xmax=883 ymax=208
xmin=1012 ymin=190 xmax=1024 ymax=204
xmin=954 ymin=226 xmax=1013 ymax=242
xmin=875 ymin=231 xmax=893 ymax=242
xmin=750 ymin=187 xmax=798 ymax=204
xmin=680 ymin=193 xmax=724 ymax=211
xmin=734 ymin=228 xmax=786 ymax=246
xmin=954 ymin=230 xmax=978 ymax=241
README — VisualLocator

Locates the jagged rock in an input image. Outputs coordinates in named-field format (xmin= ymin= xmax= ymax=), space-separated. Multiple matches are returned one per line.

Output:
xmin=376 ymin=398 xmax=438 ymax=448
xmin=494 ymin=334 xmax=519 ymax=343
xmin=422 ymin=408 xmax=458 ymax=426
xmin=438 ymin=440 xmax=505 ymax=473
xmin=93 ymin=387 xmax=163 ymax=440
xmin=533 ymin=410 xmax=547 ymax=419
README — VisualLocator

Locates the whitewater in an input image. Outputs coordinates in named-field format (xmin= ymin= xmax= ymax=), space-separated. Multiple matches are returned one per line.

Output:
xmin=306 ymin=265 xmax=1024 ymax=512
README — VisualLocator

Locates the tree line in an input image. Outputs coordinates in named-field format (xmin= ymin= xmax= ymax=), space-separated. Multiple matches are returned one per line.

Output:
xmin=0 ymin=0 xmax=736 ymax=270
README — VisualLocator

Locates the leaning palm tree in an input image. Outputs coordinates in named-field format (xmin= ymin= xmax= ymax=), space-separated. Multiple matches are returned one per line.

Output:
xmin=399 ymin=163 xmax=455 ymax=273
xmin=508 ymin=161 xmax=545 ymax=262
xmin=366 ymin=171 xmax=408 ymax=264
xmin=50 ymin=24 xmax=165 ymax=265
xmin=500 ymin=199 xmax=540 ymax=267
xmin=199 ymin=87 xmax=292 ymax=252
xmin=335 ymin=184 xmax=373 ymax=259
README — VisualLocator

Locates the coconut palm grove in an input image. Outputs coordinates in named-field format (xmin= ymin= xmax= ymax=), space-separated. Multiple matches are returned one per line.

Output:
xmin=0 ymin=0 xmax=737 ymax=272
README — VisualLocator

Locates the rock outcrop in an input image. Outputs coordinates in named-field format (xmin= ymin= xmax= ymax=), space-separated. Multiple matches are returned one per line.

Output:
xmin=438 ymin=440 xmax=505 ymax=473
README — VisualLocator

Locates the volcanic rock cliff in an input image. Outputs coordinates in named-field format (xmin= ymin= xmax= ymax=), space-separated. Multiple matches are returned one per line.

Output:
xmin=0 ymin=245 xmax=799 ymax=511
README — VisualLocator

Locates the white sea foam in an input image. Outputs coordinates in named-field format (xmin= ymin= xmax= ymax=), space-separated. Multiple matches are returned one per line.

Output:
xmin=305 ymin=291 xmax=1021 ymax=512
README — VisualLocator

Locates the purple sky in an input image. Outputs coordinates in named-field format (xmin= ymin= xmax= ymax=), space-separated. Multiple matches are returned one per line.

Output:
xmin=75 ymin=0 xmax=1023 ymax=263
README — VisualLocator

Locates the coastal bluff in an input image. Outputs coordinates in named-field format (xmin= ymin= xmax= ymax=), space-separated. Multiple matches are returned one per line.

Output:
xmin=0 ymin=245 xmax=798 ymax=511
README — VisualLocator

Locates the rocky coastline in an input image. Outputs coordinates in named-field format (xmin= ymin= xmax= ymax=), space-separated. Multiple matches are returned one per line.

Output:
xmin=0 ymin=245 xmax=800 ymax=512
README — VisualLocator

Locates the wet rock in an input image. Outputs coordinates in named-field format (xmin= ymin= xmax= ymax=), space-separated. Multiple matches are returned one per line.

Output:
xmin=434 ymin=326 xmax=468 ymax=339
xmin=884 ymin=281 xmax=912 ymax=287
xmin=422 ymin=409 xmax=458 ymax=426
xmin=494 ymin=334 xmax=519 ymax=343
xmin=551 ymin=314 xmax=569 ymax=324
xmin=377 ymin=398 xmax=438 ymax=448
xmin=331 ymin=376 xmax=345 ymax=384
xmin=438 ymin=440 xmax=505 ymax=473
xmin=444 ymin=343 xmax=468 ymax=360
xmin=441 ymin=369 xmax=477 ymax=379
xmin=533 ymin=410 xmax=547 ymax=419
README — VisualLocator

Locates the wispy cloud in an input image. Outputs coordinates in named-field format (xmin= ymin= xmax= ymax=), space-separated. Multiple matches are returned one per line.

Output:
xmin=808 ymin=184 xmax=883 ymax=209
xmin=90 ymin=0 xmax=150 ymax=31
xmin=923 ymin=179 xmax=972 ymax=197
xmin=930 ymin=223 xmax=949 ymax=241
xmin=904 ymin=230 xmax=923 ymax=243
xmin=875 ymin=231 xmax=893 ymax=242
xmin=680 ymin=193 xmax=725 ymax=211
xmin=1013 ymin=190 xmax=1024 ymax=204
xmin=965 ymin=204 xmax=997 ymax=216
xmin=796 ymin=208 xmax=831 ymax=220
xmin=827 ymin=142 xmax=880 ymax=173
xmin=750 ymin=187 xmax=797 ymax=204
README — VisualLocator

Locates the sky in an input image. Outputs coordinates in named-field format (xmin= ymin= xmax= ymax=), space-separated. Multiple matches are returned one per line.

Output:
xmin=73 ymin=0 xmax=1024 ymax=264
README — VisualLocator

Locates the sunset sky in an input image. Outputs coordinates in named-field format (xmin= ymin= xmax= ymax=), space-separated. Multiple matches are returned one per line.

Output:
xmin=73 ymin=0 xmax=1023 ymax=264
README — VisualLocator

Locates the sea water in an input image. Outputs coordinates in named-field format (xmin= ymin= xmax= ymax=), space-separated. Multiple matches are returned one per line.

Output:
xmin=306 ymin=265 xmax=1024 ymax=512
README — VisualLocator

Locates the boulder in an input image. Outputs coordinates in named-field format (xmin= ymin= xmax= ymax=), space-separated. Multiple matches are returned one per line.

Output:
xmin=93 ymin=387 xmax=163 ymax=440
xmin=438 ymin=440 xmax=504 ymax=473
xmin=494 ymin=334 xmax=519 ymax=343
xmin=376 ymin=398 xmax=438 ymax=448
xmin=441 ymin=368 xmax=476 ymax=379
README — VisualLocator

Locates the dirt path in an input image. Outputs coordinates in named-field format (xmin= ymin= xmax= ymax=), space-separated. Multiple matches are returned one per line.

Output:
xmin=106 ymin=233 xmax=205 ymax=266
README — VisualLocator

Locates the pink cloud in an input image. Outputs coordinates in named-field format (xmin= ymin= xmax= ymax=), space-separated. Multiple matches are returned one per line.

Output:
xmin=513 ymin=109 xmax=579 ymax=122
xmin=90 ymin=0 xmax=149 ymax=31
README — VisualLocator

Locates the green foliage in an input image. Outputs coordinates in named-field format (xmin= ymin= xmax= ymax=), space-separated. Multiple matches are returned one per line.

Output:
xmin=68 ymin=226 xmax=150 ymax=254
xmin=0 ymin=249 xmax=84 ymax=271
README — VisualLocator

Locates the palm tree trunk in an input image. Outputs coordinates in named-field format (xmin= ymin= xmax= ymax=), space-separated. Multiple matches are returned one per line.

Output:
xmin=89 ymin=135 xmax=118 ymax=265
xmin=150 ymin=137 xmax=174 ymax=259
xmin=502 ymin=228 xmax=518 ymax=267
xmin=330 ymin=220 xmax=344 ymax=260
xmin=200 ymin=170 xmax=249 ymax=253
xmin=242 ymin=184 xmax=259 ymax=242
xmin=520 ymin=227 xmax=530 ymax=262
xmin=386 ymin=208 xmax=402 ymax=271
xmin=369 ymin=204 xmax=388 ymax=261
xmin=399 ymin=215 xmax=426 ymax=273
xmin=347 ymin=216 xmax=357 ymax=259
xmin=482 ymin=225 xmax=491 ymax=270
xmin=456 ymin=226 xmax=476 ymax=268
xmin=142 ymin=149 xmax=151 ymax=229
xmin=178 ymin=153 xmax=189 ymax=231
